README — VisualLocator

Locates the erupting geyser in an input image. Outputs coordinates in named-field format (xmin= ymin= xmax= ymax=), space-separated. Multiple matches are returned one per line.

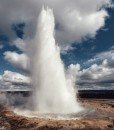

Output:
xmin=31 ymin=7 xmax=82 ymax=114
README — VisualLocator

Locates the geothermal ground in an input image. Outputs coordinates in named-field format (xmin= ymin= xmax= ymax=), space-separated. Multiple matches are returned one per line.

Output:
xmin=1 ymin=99 xmax=114 ymax=130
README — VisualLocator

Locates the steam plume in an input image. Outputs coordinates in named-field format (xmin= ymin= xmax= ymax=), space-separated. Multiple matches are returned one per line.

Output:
xmin=31 ymin=7 xmax=82 ymax=114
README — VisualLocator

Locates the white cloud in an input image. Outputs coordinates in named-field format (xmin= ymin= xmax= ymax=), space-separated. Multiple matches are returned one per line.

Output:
xmin=0 ymin=0 xmax=113 ymax=49
xmin=0 ymin=70 xmax=31 ymax=106
xmin=4 ymin=51 xmax=29 ymax=71
xmin=67 ymin=53 xmax=114 ymax=89
xmin=79 ymin=60 xmax=114 ymax=81
xmin=2 ymin=70 xmax=30 ymax=84
xmin=76 ymin=56 xmax=114 ymax=85
xmin=0 ymin=70 xmax=30 ymax=90
xmin=86 ymin=49 xmax=114 ymax=65
xmin=56 ymin=9 xmax=108 ymax=44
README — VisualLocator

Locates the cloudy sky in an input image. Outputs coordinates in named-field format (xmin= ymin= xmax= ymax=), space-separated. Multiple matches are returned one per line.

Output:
xmin=0 ymin=0 xmax=114 ymax=90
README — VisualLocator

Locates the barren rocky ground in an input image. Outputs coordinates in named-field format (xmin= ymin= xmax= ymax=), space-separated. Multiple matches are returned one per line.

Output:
xmin=0 ymin=99 xmax=114 ymax=130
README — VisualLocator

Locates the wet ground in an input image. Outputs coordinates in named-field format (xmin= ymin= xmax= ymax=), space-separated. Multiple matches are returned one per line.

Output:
xmin=0 ymin=99 xmax=114 ymax=130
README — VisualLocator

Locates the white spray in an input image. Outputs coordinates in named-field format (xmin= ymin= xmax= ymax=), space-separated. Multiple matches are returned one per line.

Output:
xmin=31 ymin=7 xmax=82 ymax=114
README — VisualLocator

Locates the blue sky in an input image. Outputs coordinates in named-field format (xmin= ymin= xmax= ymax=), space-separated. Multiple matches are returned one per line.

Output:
xmin=62 ymin=8 xmax=114 ymax=68
xmin=0 ymin=0 xmax=114 ymax=90
xmin=0 ymin=8 xmax=114 ymax=73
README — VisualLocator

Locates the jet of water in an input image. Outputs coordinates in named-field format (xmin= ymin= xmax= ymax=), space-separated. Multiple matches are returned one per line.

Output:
xmin=31 ymin=6 xmax=82 ymax=114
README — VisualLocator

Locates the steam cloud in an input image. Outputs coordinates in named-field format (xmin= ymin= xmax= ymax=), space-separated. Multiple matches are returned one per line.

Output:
xmin=30 ymin=7 xmax=82 ymax=114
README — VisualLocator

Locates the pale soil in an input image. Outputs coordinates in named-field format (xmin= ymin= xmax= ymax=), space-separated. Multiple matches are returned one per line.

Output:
xmin=0 ymin=99 xmax=114 ymax=130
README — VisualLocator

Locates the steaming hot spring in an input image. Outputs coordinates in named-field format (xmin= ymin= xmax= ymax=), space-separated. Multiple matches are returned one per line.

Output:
xmin=14 ymin=6 xmax=85 ymax=119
